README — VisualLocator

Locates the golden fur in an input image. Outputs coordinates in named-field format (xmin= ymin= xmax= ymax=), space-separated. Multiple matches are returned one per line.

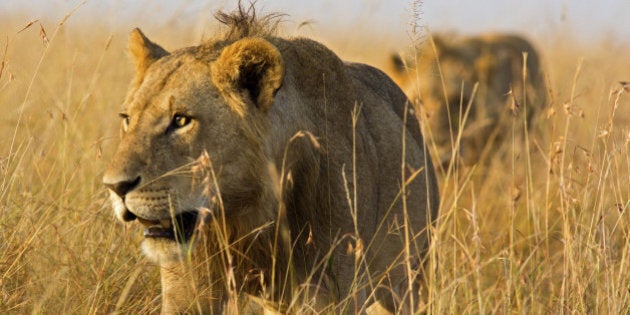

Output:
xmin=390 ymin=33 xmax=547 ymax=166
xmin=103 ymin=5 xmax=439 ymax=314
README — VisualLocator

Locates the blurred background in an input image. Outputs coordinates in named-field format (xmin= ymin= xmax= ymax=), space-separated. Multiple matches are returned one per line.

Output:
xmin=1 ymin=0 xmax=629 ymax=64
xmin=2 ymin=0 xmax=630 ymax=40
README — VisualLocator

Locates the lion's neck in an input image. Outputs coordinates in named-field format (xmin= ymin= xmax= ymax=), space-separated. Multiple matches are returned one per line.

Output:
xmin=165 ymin=175 xmax=293 ymax=309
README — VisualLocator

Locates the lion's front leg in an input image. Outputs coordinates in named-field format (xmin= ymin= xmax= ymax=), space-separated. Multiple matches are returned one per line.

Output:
xmin=160 ymin=262 xmax=224 ymax=314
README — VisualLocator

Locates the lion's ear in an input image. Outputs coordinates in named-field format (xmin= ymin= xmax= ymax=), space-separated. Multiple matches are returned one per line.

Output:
xmin=391 ymin=53 xmax=407 ymax=74
xmin=211 ymin=38 xmax=284 ymax=116
xmin=129 ymin=28 xmax=169 ymax=81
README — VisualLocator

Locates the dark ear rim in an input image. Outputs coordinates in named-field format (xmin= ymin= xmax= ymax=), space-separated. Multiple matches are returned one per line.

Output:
xmin=128 ymin=28 xmax=169 ymax=82
xmin=211 ymin=38 xmax=285 ymax=116
xmin=391 ymin=53 xmax=407 ymax=73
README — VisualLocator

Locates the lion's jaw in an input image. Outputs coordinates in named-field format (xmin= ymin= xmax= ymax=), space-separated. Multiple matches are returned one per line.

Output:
xmin=107 ymin=181 xmax=207 ymax=264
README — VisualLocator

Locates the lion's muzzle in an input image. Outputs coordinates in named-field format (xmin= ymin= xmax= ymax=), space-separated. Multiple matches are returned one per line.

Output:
xmin=105 ymin=175 xmax=141 ymax=199
xmin=103 ymin=174 xmax=141 ymax=221
xmin=103 ymin=174 xmax=200 ymax=243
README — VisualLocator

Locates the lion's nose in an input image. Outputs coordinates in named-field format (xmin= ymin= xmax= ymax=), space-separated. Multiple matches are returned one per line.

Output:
xmin=104 ymin=176 xmax=141 ymax=198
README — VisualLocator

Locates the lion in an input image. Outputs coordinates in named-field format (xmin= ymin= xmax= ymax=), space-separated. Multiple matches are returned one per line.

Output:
xmin=102 ymin=5 xmax=439 ymax=314
xmin=390 ymin=33 xmax=547 ymax=166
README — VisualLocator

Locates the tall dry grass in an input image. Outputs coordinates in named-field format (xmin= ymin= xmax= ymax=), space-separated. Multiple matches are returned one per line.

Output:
xmin=0 ymin=6 xmax=628 ymax=315
xmin=0 ymin=13 xmax=161 ymax=314
xmin=419 ymin=35 xmax=630 ymax=313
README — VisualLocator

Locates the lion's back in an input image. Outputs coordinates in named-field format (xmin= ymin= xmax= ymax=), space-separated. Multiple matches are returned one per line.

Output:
xmin=346 ymin=61 xmax=439 ymax=236
xmin=270 ymin=36 xmax=438 ymax=228
xmin=470 ymin=34 xmax=546 ymax=103
xmin=267 ymin=36 xmax=439 ymax=303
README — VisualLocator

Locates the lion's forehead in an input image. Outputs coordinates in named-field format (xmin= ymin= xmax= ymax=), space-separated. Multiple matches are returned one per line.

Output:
xmin=127 ymin=57 xmax=216 ymax=116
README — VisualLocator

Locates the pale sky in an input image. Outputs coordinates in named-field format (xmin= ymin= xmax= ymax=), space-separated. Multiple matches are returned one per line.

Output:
xmin=1 ymin=0 xmax=628 ymax=45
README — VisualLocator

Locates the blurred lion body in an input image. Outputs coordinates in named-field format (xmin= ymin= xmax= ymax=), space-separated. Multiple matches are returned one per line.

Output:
xmin=390 ymin=33 xmax=547 ymax=165
xmin=103 ymin=6 xmax=439 ymax=314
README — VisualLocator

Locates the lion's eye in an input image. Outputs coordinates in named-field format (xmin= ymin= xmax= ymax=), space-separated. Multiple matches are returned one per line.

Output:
xmin=172 ymin=114 xmax=191 ymax=129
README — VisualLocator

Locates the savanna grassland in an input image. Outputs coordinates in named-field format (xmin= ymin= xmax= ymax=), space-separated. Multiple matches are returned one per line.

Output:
xmin=1 ymin=4 xmax=629 ymax=314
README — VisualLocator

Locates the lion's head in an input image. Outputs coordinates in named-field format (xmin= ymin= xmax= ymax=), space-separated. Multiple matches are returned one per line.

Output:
xmin=103 ymin=28 xmax=284 ymax=263
xmin=390 ymin=34 xmax=547 ymax=166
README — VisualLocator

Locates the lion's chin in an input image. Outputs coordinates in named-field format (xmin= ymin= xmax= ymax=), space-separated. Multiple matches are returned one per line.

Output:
xmin=134 ymin=211 xmax=199 ymax=264
xmin=137 ymin=211 xmax=198 ymax=242
xmin=141 ymin=238 xmax=195 ymax=264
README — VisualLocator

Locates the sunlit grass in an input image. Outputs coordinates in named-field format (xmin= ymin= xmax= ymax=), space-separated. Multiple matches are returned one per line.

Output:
xmin=1 ymin=5 xmax=629 ymax=314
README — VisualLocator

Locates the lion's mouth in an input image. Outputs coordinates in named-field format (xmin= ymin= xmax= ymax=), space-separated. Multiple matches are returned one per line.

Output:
xmin=134 ymin=211 xmax=198 ymax=242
